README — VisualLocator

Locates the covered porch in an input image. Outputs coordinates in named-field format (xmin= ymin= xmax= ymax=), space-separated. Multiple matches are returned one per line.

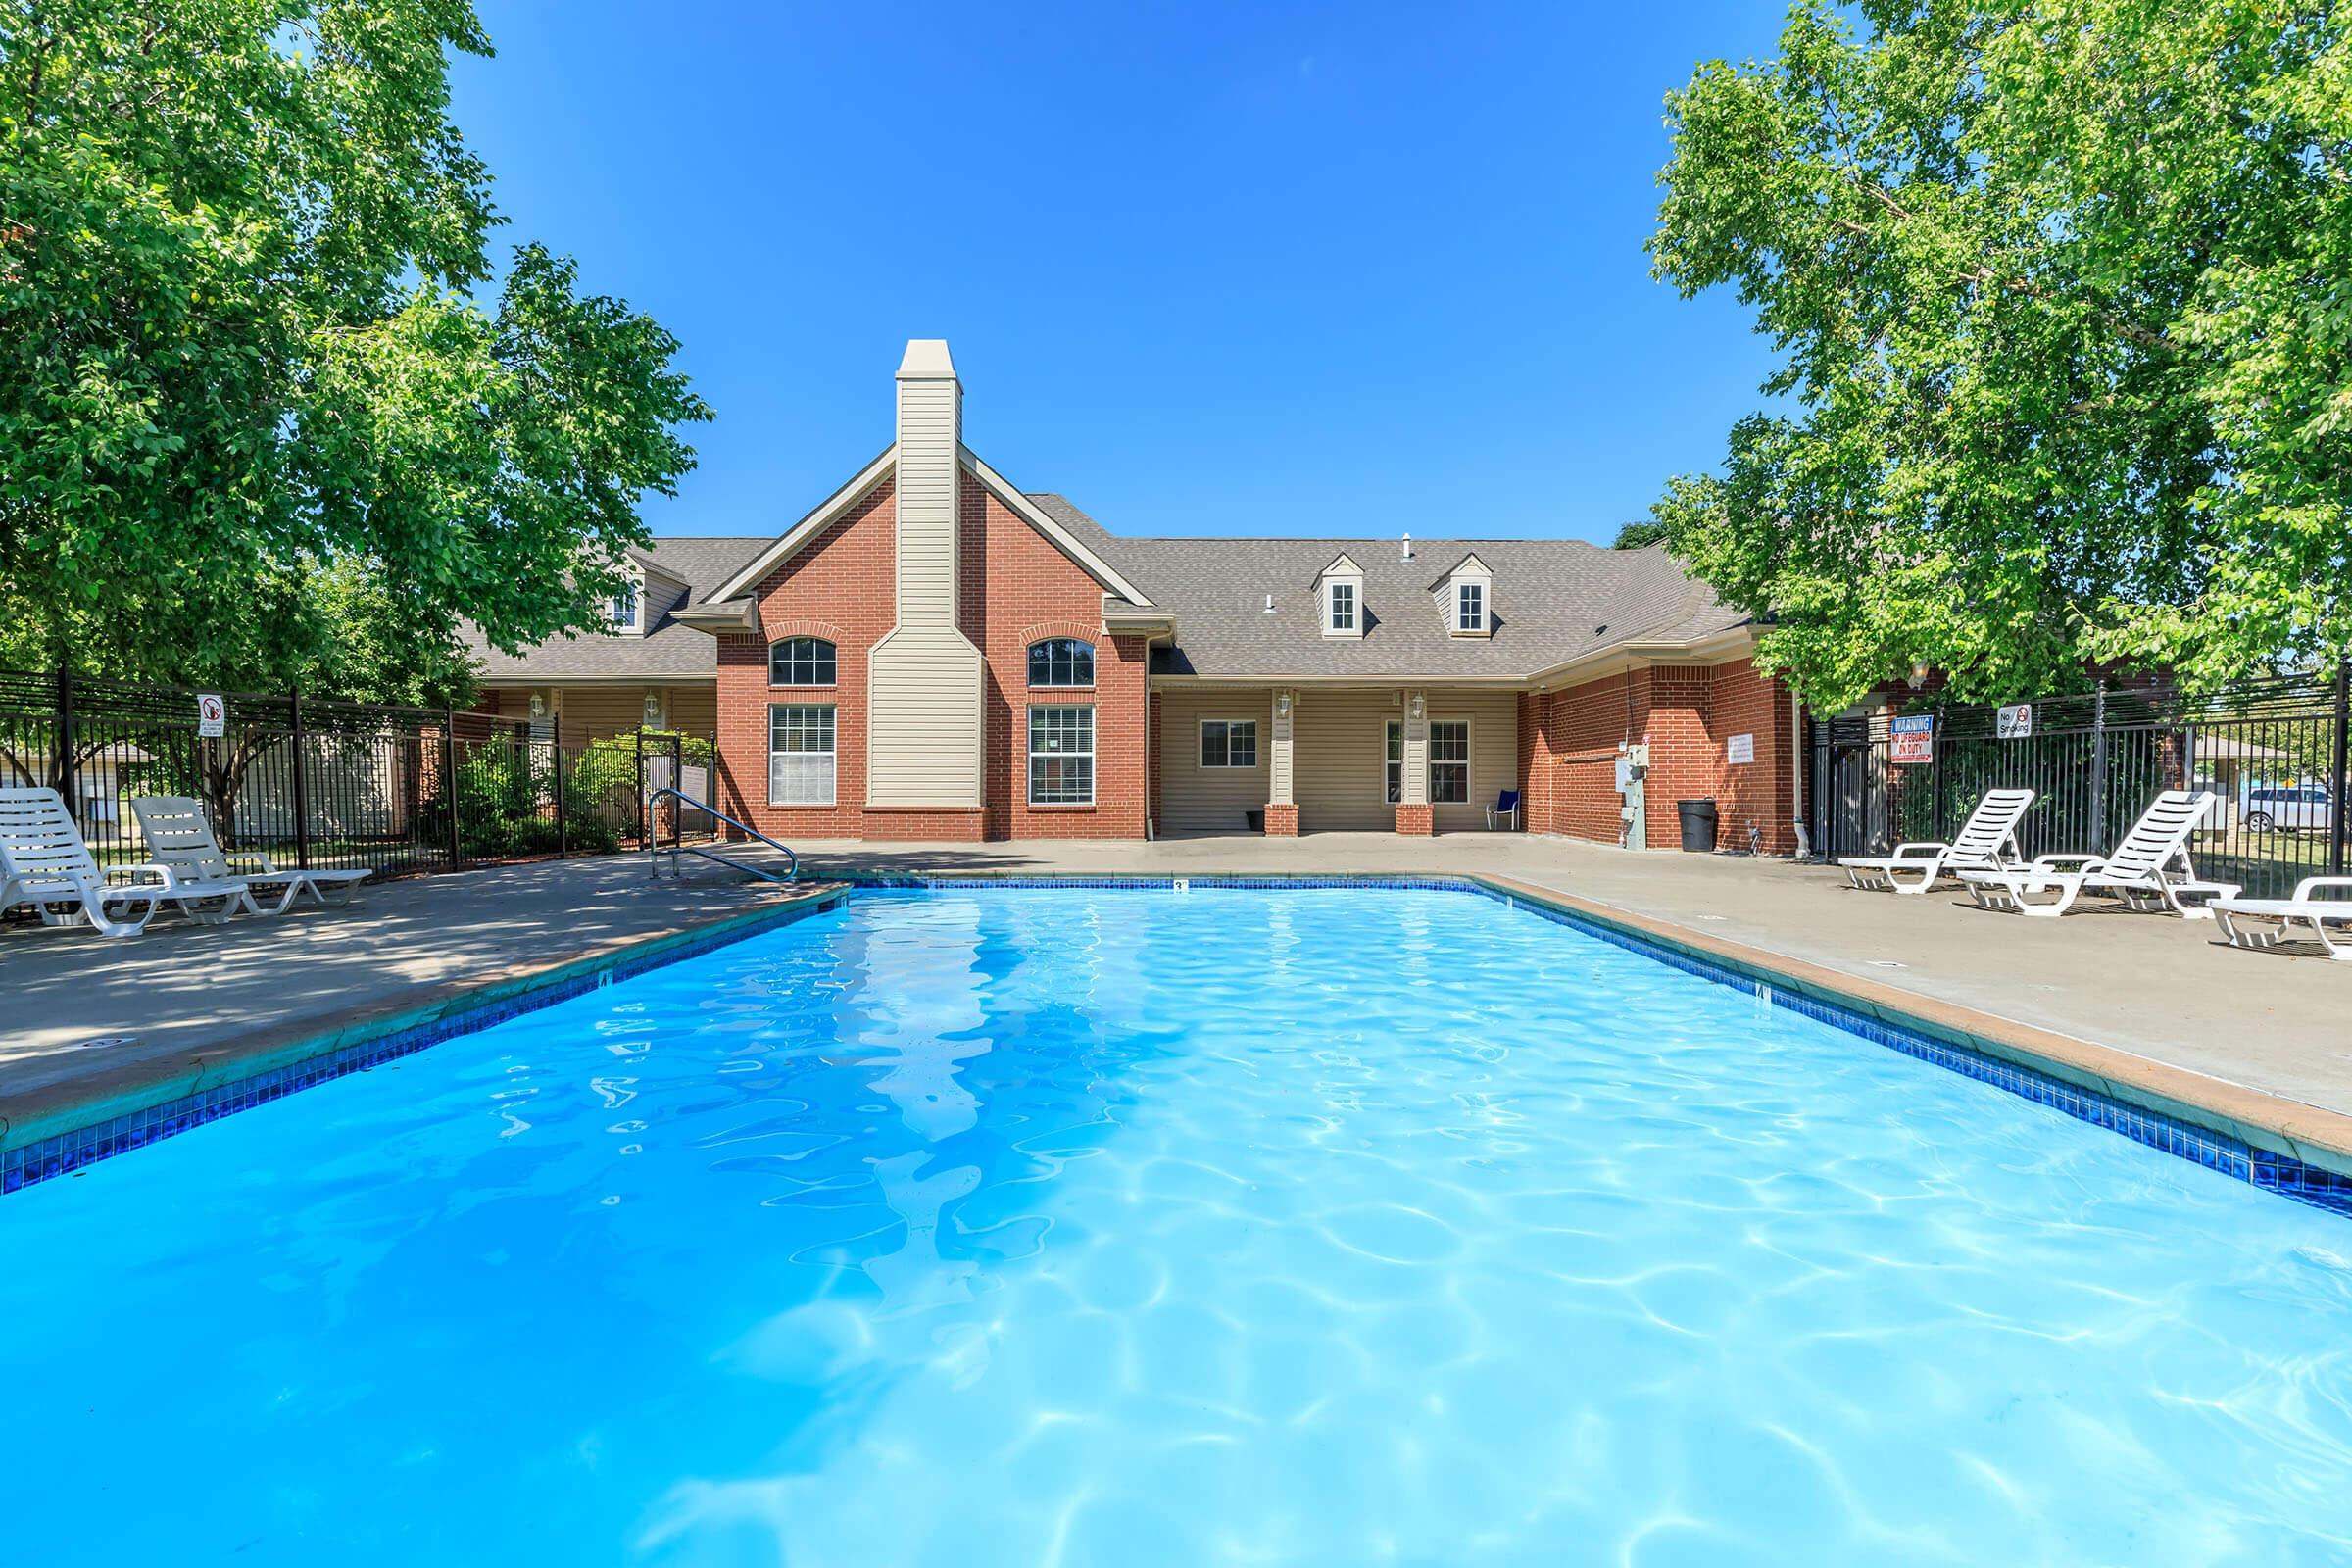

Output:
xmin=1153 ymin=682 xmax=1520 ymax=837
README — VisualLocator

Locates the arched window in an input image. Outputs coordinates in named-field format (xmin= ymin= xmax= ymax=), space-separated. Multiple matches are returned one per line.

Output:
xmin=1026 ymin=638 xmax=1095 ymax=688
xmin=769 ymin=636 xmax=837 ymax=687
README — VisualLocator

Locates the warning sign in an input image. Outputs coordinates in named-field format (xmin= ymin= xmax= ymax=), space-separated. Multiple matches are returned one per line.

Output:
xmin=1890 ymin=714 xmax=1934 ymax=764
xmin=1996 ymin=703 xmax=2033 ymax=741
xmin=196 ymin=693 xmax=226 ymax=738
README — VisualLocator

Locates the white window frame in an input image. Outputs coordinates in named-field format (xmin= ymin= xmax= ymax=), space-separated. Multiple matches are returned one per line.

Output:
xmin=1384 ymin=718 xmax=1404 ymax=805
xmin=1456 ymin=581 xmax=1485 ymax=634
xmin=1027 ymin=705 xmax=1095 ymax=807
xmin=609 ymin=575 xmax=642 ymax=634
xmin=1326 ymin=579 xmax=1358 ymax=635
xmin=1428 ymin=717 xmax=1471 ymax=806
xmin=1200 ymin=718 xmax=1259 ymax=770
xmin=768 ymin=704 xmax=837 ymax=807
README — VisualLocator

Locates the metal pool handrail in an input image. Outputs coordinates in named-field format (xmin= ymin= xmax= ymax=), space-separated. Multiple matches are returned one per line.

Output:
xmin=644 ymin=787 xmax=800 ymax=883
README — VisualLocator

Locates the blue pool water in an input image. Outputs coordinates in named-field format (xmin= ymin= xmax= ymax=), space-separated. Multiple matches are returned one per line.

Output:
xmin=5 ymin=887 xmax=2352 ymax=1564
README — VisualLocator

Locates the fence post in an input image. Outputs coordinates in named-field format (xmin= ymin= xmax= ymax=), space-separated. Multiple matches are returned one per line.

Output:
xmin=444 ymin=703 xmax=466 ymax=872
xmin=1932 ymin=703 xmax=1947 ymax=838
xmin=51 ymin=664 xmax=77 ymax=819
xmin=634 ymin=728 xmax=646 ymax=846
xmin=288 ymin=684 xmax=312 ymax=870
xmin=2088 ymin=681 xmax=2109 ymax=849
xmin=2331 ymin=658 xmax=2349 ymax=878
xmin=554 ymin=717 xmax=569 ymax=859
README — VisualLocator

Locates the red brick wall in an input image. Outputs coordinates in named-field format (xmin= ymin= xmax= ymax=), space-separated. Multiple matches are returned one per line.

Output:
xmin=1520 ymin=658 xmax=1798 ymax=854
xmin=961 ymin=475 xmax=1150 ymax=839
xmin=710 ymin=470 xmax=1150 ymax=840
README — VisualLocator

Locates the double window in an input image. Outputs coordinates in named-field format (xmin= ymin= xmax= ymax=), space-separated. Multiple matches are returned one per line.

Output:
xmin=1456 ymin=582 xmax=1485 ymax=633
xmin=769 ymin=704 xmax=837 ymax=807
xmin=769 ymin=636 xmax=837 ymax=687
xmin=1200 ymin=719 xmax=1257 ymax=769
xmin=1027 ymin=706 xmax=1095 ymax=806
xmin=1429 ymin=720 xmax=1470 ymax=804
xmin=1327 ymin=580 xmax=1357 ymax=633
xmin=1026 ymin=638 xmax=1095 ymax=688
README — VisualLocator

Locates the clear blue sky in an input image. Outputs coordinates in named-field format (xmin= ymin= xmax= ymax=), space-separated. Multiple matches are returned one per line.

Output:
xmin=449 ymin=2 xmax=1787 ymax=544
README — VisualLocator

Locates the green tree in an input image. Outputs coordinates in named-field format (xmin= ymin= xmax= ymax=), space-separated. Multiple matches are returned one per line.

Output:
xmin=1648 ymin=0 xmax=2352 ymax=709
xmin=0 ymin=0 xmax=710 ymax=690
xmin=1611 ymin=519 xmax=1668 ymax=549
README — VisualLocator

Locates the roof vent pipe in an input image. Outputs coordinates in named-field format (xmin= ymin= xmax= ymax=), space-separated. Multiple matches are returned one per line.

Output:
xmin=1263 ymin=593 xmax=1275 ymax=613
xmin=1401 ymin=532 xmax=1412 ymax=561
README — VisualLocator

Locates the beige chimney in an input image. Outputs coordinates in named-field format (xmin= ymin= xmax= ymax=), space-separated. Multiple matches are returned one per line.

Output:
xmin=865 ymin=340 xmax=986 ymax=809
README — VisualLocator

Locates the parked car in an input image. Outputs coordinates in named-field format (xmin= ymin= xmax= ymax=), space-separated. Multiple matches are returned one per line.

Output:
xmin=2242 ymin=784 xmax=2333 ymax=833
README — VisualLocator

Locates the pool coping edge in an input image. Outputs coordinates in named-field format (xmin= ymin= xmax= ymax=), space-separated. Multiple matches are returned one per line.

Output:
xmin=0 ymin=882 xmax=851 ymax=1187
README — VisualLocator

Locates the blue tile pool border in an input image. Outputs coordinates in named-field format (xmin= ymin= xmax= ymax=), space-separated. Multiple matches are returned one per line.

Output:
xmin=1 ymin=888 xmax=852 ymax=1195
xmin=10 ymin=871 xmax=2349 ymax=1218
xmin=843 ymin=872 xmax=2352 ymax=1216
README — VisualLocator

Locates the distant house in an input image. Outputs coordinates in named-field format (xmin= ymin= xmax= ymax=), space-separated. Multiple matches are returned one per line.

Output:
xmin=474 ymin=341 xmax=1799 ymax=846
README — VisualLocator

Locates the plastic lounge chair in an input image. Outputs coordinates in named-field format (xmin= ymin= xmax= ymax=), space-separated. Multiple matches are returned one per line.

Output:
xmin=0 ymin=787 xmax=246 ymax=937
xmin=129 ymin=796 xmax=371 ymax=915
xmin=1957 ymin=790 xmax=2237 ymax=919
xmin=1839 ymin=787 xmax=2035 ymax=894
xmin=2212 ymin=878 xmax=2352 ymax=960
xmin=1488 ymin=788 xmax=1521 ymax=831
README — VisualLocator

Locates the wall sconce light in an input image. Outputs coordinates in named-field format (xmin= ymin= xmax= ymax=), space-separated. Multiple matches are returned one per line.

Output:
xmin=1906 ymin=662 xmax=1932 ymax=690
xmin=1408 ymin=694 xmax=1426 ymax=721
xmin=1275 ymin=691 xmax=1292 ymax=717
xmin=527 ymin=693 xmax=547 ymax=719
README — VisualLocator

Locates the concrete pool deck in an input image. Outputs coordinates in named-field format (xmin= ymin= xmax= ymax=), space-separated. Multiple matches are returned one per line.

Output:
xmin=5 ymin=834 xmax=2348 ymax=1175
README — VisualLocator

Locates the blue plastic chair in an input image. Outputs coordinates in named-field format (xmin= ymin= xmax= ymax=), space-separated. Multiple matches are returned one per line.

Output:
xmin=1488 ymin=788 xmax=1521 ymax=831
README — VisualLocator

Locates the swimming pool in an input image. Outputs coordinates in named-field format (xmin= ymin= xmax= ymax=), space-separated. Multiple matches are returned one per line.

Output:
xmin=6 ymin=885 xmax=2351 ymax=1563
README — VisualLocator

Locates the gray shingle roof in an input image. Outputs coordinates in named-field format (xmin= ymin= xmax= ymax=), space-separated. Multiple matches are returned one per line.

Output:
xmin=1025 ymin=496 xmax=1745 ymax=682
xmin=462 ymin=537 xmax=764 ymax=680
xmin=469 ymin=501 xmax=1747 ymax=686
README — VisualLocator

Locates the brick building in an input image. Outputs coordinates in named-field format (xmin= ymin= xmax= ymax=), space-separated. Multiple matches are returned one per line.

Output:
xmin=474 ymin=340 xmax=1805 ymax=851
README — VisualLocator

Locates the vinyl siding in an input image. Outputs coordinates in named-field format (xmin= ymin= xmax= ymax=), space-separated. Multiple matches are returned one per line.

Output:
xmin=894 ymin=376 xmax=960 ymax=628
xmin=866 ymin=626 xmax=985 ymax=806
xmin=1427 ymin=690 xmax=1518 ymax=831
xmin=1156 ymin=687 xmax=1272 ymax=835
xmin=1293 ymin=689 xmax=1399 ymax=832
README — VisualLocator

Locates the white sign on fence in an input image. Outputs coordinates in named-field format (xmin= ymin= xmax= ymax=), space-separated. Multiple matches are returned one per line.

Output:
xmin=196 ymin=693 xmax=226 ymax=738
xmin=1726 ymin=732 xmax=1755 ymax=765
xmin=1890 ymin=714 xmax=1935 ymax=764
xmin=1996 ymin=703 xmax=2034 ymax=740
xmin=681 ymin=763 xmax=709 ymax=804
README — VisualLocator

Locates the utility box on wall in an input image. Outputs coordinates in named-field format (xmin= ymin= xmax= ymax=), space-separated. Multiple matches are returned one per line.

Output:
xmin=1616 ymin=742 xmax=1650 ymax=850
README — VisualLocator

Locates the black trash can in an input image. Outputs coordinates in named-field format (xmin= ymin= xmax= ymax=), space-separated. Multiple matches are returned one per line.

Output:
xmin=1245 ymin=808 xmax=1265 ymax=834
xmin=1677 ymin=798 xmax=1719 ymax=853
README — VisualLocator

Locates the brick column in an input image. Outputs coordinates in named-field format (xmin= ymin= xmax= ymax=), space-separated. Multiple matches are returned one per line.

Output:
xmin=1264 ymin=803 xmax=1298 ymax=836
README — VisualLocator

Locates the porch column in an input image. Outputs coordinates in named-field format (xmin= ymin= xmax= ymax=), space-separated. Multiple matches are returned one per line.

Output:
xmin=1396 ymin=689 xmax=1433 ymax=835
xmin=1265 ymin=688 xmax=1298 ymax=835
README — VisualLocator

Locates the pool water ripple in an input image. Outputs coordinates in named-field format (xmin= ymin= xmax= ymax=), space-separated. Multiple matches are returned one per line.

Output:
xmin=5 ymin=887 xmax=2352 ymax=1564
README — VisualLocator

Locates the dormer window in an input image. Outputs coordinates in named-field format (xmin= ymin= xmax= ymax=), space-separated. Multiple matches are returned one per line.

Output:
xmin=1433 ymin=552 xmax=1494 ymax=638
xmin=609 ymin=577 xmax=640 ymax=633
xmin=1317 ymin=553 xmax=1365 ymax=639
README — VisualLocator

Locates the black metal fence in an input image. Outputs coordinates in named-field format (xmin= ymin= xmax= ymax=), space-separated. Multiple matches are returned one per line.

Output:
xmin=1810 ymin=668 xmax=2351 ymax=899
xmin=1 ymin=667 xmax=707 ymax=886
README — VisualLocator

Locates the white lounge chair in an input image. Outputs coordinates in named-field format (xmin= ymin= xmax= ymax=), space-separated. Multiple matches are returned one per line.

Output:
xmin=129 ymin=796 xmax=371 ymax=915
xmin=1840 ymin=787 xmax=2036 ymax=893
xmin=1958 ymin=790 xmax=2238 ymax=919
xmin=2213 ymin=878 xmax=2352 ymax=960
xmin=0 ymin=786 xmax=247 ymax=937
